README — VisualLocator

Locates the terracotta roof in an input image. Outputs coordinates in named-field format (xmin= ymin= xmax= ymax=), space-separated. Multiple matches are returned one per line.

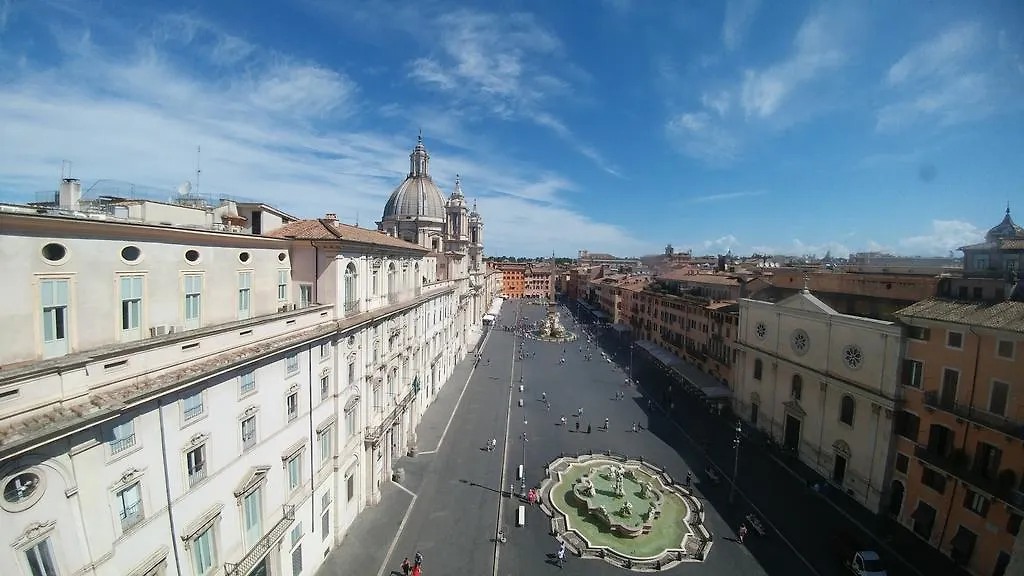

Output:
xmin=895 ymin=298 xmax=1024 ymax=333
xmin=268 ymin=219 xmax=427 ymax=252
xmin=658 ymin=271 xmax=741 ymax=285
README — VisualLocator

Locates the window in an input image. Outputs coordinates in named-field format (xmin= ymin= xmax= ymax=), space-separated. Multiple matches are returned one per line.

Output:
xmin=321 ymin=491 xmax=331 ymax=540
xmin=997 ymin=340 xmax=1015 ymax=360
xmin=839 ymin=395 xmax=856 ymax=426
xmin=900 ymin=359 xmax=923 ymax=388
xmin=287 ymin=454 xmax=301 ymax=491
xmin=290 ymin=522 xmax=303 ymax=547
xmin=241 ymin=416 xmax=257 ymax=451
xmin=238 ymin=272 xmax=252 ymax=319
xmin=753 ymin=358 xmax=763 ymax=380
xmin=372 ymin=269 xmax=379 ymax=295
xmin=110 ymin=420 xmax=136 ymax=455
xmin=963 ymin=489 xmax=990 ymax=517
xmin=186 ymin=445 xmax=206 ymax=487
xmin=895 ymin=411 xmax=920 ymax=442
xmin=1008 ymin=512 xmax=1022 ymax=536
xmin=117 ymin=482 xmax=144 ymax=531
xmin=120 ymin=275 xmax=144 ymax=340
xmin=243 ymin=487 xmax=263 ymax=546
xmin=895 ymin=453 xmax=909 ymax=474
xmin=286 ymin=353 xmax=299 ymax=375
xmin=299 ymin=284 xmax=313 ymax=307
xmin=318 ymin=427 xmax=332 ymax=467
xmin=790 ymin=374 xmax=803 ymax=401
xmin=348 ymin=362 xmax=355 ymax=386
xmin=320 ymin=343 xmax=330 ymax=359
xmin=291 ymin=545 xmax=303 ymax=576
xmin=946 ymin=330 xmax=963 ymax=349
xmin=911 ymin=501 xmax=937 ymax=539
xmin=907 ymin=326 xmax=930 ymax=341
xmin=345 ymin=408 xmax=356 ymax=439
xmin=41 ymin=279 xmax=70 ymax=358
xmin=320 ymin=376 xmax=330 ymax=402
xmin=192 ymin=525 xmax=217 ymax=575
xmin=921 ymin=466 xmax=947 ymax=494
xmin=973 ymin=442 xmax=1003 ymax=479
xmin=346 ymin=473 xmax=355 ymax=502
xmin=182 ymin=392 xmax=204 ymax=422
xmin=277 ymin=270 xmax=289 ymax=302
xmin=286 ymin=393 xmax=299 ymax=422
xmin=239 ymin=371 xmax=256 ymax=395
xmin=990 ymin=380 xmax=1010 ymax=416
xmin=25 ymin=538 xmax=58 ymax=576
xmin=184 ymin=274 xmax=202 ymax=329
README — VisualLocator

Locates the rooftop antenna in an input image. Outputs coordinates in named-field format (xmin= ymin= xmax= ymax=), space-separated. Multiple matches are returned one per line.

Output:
xmin=195 ymin=146 xmax=202 ymax=197
xmin=60 ymin=160 xmax=72 ymax=181
xmin=355 ymin=210 xmax=359 ymax=227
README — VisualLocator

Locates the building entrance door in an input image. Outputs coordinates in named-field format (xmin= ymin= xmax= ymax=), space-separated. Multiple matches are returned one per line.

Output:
xmin=783 ymin=415 xmax=801 ymax=451
xmin=750 ymin=403 xmax=759 ymax=426
xmin=832 ymin=454 xmax=848 ymax=484
xmin=888 ymin=480 xmax=905 ymax=517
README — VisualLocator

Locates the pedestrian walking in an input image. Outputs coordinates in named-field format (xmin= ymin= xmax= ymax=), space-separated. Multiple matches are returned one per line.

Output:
xmin=401 ymin=557 xmax=411 ymax=575
xmin=685 ymin=471 xmax=692 ymax=487
xmin=738 ymin=523 xmax=748 ymax=544
xmin=557 ymin=542 xmax=566 ymax=568
xmin=586 ymin=423 xmax=592 ymax=434
xmin=411 ymin=565 xmax=421 ymax=576
xmin=632 ymin=422 xmax=638 ymax=433
xmin=415 ymin=551 xmax=423 ymax=567
xmin=560 ymin=415 xmax=567 ymax=426
xmin=604 ymin=417 xmax=609 ymax=430
xmin=575 ymin=421 xmax=580 ymax=432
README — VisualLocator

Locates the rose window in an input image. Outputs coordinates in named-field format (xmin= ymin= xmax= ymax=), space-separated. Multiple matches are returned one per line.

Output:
xmin=755 ymin=322 xmax=767 ymax=340
xmin=791 ymin=329 xmax=809 ymax=355
xmin=844 ymin=345 xmax=863 ymax=370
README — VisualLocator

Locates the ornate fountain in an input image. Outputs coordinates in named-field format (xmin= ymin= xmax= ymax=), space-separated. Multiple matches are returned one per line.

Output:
xmin=528 ymin=302 xmax=577 ymax=342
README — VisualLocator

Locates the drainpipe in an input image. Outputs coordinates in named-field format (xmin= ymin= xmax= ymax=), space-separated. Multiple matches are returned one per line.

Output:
xmin=307 ymin=343 xmax=316 ymax=529
xmin=936 ymin=326 xmax=982 ymax=551
xmin=312 ymin=243 xmax=319 ymax=304
xmin=818 ymin=318 xmax=832 ymax=473
xmin=866 ymin=332 xmax=891 ymax=509
xmin=157 ymin=396 xmax=185 ymax=576
xmin=772 ymin=312 xmax=781 ymax=440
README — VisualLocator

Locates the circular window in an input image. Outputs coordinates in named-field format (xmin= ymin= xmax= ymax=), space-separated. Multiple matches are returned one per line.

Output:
xmin=278 ymin=252 xmax=287 ymax=262
xmin=791 ymin=329 xmax=810 ymax=356
xmin=120 ymin=245 xmax=142 ymax=263
xmin=239 ymin=252 xmax=251 ymax=264
xmin=347 ymin=335 xmax=356 ymax=347
xmin=844 ymin=345 xmax=864 ymax=370
xmin=185 ymin=249 xmax=201 ymax=263
xmin=755 ymin=322 xmax=767 ymax=340
xmin=41 ymin=243 xmax=68 ymax=264
xmin=1 ymin=469 xmax=45 ymax=512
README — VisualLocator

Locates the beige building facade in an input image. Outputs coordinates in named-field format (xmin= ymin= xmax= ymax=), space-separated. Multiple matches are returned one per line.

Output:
xmin=734 ymin=287 xmax=903 ymax=512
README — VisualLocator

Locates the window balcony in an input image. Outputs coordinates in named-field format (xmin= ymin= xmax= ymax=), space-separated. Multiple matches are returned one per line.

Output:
xmin=914 ymin=445 xmax=1015 ymax=500
xmin=388 ymin=292 xmax=400 ymax=305
xmin=242 ymin=432 xmax=257 ymax=451
xmin=110 ymin=434 xmax=137 ymax=455
xmin=343 ymin=300 xmax=361 ymax=316
xmin=922 ymin=390 xmax=1024 ymax=440
xmin=183 ymin=403 xmax=204 ymax=421
xmin=188 ymin=466 xmax=207 ymax=488
xmin=120 ymin=501 xmax=143 ymax=531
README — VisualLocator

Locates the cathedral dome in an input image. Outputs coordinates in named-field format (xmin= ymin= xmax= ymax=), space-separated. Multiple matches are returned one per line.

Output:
xmin=985 ymin=207 xmax=1024 ymax=242
xmin=382 ymin=135 xmax=446 ymax=221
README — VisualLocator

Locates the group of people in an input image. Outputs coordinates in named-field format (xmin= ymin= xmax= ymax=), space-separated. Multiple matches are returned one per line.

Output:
xmin=399 ymin=551 xmax=424 ymax=576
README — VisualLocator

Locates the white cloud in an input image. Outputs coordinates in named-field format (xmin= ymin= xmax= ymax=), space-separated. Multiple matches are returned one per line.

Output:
xmin=899 ymin=220 xmax=983 ymax=256
xmin=748 ymin=239 xmax=854 ymax=258
xmin=406 ymin=9 xmax=620 ymax=176
xmin=0 ymin=11 xmax=644 ymax=258
xmin=688 ymin=190 xmax=765 ymax=203
xmin=666 ymin=112 xmax=739 ymax=164
xmin=877 ymin=21 xmax=1023 ymax=132
xmin=702 ymin=235 xmax=740 ymax=253
xmin=722 ymin=0 xmax=760 ymax=52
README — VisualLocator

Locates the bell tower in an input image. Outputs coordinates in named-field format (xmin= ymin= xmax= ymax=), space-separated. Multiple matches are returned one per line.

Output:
xmin=445 ymin=174 xmax=470 ymax=255
xmin=468 ymin=198 xmax=484 ymax=272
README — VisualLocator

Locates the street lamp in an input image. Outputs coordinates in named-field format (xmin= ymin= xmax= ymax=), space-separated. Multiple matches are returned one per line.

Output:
xmin=729 ymin=421 xmax=742 ymax=504
xmin=629 ymin=343 xmax=634 ymax=384
xmin=521 ymin=431 xmax=528 ymax=496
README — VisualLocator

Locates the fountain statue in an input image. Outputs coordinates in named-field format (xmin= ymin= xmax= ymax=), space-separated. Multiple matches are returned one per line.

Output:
xmin=620 ymin=500 xmax=634 ymax=517
xmin=530 ymin=302 xmax=576 ymax=341
xmin=640 ymin=482 xmax=651 ymax=499
xmin=614 ymin=474 xmax=625 ymax=497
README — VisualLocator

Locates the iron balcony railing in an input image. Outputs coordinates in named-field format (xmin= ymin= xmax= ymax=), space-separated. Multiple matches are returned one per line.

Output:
xmin=188 ymin=466 xmax=206 ymax=488
xmin=388 ymin=292 xmax=399 ymax=305
xmin=225 ymin=505 xmax=296 ymax=576
xmin=120 ymin=501 xmax=143 ymax=531
xmin=922 ymin=390 xmax=1024 ymax=440
xmin=110 ymin=434 xmax=137 ymax=455
xmin=343 ymin=300 xmax=360 ymax=315
xmin=364 ymin=389 xmax=415 ymax=444
xmin=914 ymin=445 xmax=1011 ymax=499
xmin=184 ymin=403 xmax=204 ymax=422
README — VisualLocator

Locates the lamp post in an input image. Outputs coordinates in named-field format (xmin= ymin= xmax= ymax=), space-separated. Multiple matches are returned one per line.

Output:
xmin=629 ymin=343 xmax=635 ymax=384
xmin=521 ymin=431 xmax=528 ymax=496
xmin=729 ymin=421 xmax=742 ymax=504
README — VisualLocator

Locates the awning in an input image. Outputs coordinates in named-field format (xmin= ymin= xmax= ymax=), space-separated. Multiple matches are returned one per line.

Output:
xmin=482 ymin=314 xmax=495 ymax=322
xmin=611 ymin=323 xmax=631 ymax=333
xmin=634 ymin=340 xmax=732 ymax=402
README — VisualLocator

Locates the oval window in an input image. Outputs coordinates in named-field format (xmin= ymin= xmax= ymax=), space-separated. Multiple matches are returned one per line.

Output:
xmin=1 ymin=470 xmax=44 ymax=512
xmin=239 ymin=252 xmax=251 ymax=263
xmin=278 ymin=252 xmax=287 ymax=262
xmin=185 ymin=249 xmax=201 ymax=263
xmin=41 ymin=243 xmax=67 ymax=263
xmin=120 ymin=245 xmax=142 ymax=262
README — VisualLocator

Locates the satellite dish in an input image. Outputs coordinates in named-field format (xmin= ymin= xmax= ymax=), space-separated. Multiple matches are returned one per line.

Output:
xmin=177 ymin=181 xmax=192 ymax=196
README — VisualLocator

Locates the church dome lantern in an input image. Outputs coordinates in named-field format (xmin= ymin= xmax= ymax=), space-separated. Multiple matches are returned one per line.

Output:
xmin=985 ymin=206 xmax=1024 ymax=242
xmin=381 ymin=134 xmax=447 ymax=222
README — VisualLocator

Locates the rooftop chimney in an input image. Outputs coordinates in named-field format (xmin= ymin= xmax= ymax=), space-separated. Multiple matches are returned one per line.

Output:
xmin=324 ymin=213 xmax=337 ymax=223
xmin=58 ymin=178 xmax=81 ymax=209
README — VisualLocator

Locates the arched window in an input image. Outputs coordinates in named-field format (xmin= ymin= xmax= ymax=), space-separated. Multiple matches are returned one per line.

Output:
xmin=839 ymin=395 xmax=856 ymax=426
xmin=753 ymin=358 xmax=764 ymax=381
xmin=387 ymin=263 xmax=397 ymax=296
xmin=414 ymin=263 xmax=421 ymax=287
xmin=791 ymin=374 xmax=803 ymax=400
xmin=344 ymin=263 xmax=359 ymax=312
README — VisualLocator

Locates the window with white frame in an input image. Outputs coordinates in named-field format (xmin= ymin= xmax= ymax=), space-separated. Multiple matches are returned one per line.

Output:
xmin=299 ymin=284 xmax=313 ymax=307
xmin=321 ymin=491 xmax=331 ymax=540
xmin=110 ymin=420 xmax=136 ymax=455
xmin=120 ymin=275 xmax=144 ymax=340
xmin=285 ymin=353 xmax=299 ymax=375
xmin=347 ymin=362 xmax=355 ymax=387
xmin=345 ymin=407 xmax=356 ymax=439
xmin=286 ymin=392 xmax=299 ymax=422
xmin=192 ymin=525 xmax=217 ymax=575
xmin=320 ymin=376 xmax=330 ymax=402
xmin=238 ymin=272 xmax=252 ymax=319
xmin=239 ymin=371 xmax=256 ymax=395
xmin=287 ymin=454 xmax=302 ymax=491
xmin=291 ymin=544 xmax=303 ymax=576
xmin=997 ymin=340 xmax=1015 ymax=359
xmin=320 ymin=342 xmax=330 ymax=359
xmin=184 ymin=274 xmax=202 ymax=329
xmin=346 ymin=472 xmax=355 ymax=501
xmin=24 ymin=537 xmax=59 ymax=576
xmin=243 ymin=487 xmax=263 ymax=547
xmin=186 ymin=444 xmax=206 ymax=488
xmin=241 ymin=416 xmax=257 ymax=451
xmin=277 ymin=270 xmax=289 ymax=302
xmin=41 ymin=278 xmax=70 ymax=359
xmin=947 ymin=330 xmax=963 ymax=349
xmin=318 ymin=427 xmax=332 ymax=467
xmin=372 ymin=269 xmax=379 ymax=295
xmin=182 ymin=391 xmax=204 ymax=422
xmin=116 ymin=482 xmax=144 ymax=531
xmin=290 ymin=521 xmax=303 ymax=548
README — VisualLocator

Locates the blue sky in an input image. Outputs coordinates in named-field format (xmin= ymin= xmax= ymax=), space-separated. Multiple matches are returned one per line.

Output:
xmin=1 ymin=0 xmax=1022 ymax=258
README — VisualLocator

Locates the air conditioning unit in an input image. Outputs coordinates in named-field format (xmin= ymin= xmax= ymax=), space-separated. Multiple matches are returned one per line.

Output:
xmin=150 ymin=325 xmax=170 ymax=337
xmin=168 ymin=325 xmax=185 ymax=334
xmin=278 ymin=304 xmax=290 ymax=312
